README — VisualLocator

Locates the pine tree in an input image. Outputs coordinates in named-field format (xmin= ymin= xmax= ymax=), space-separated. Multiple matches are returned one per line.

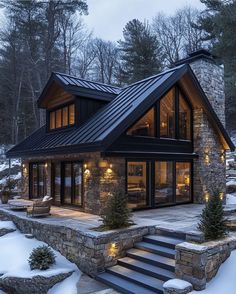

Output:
xmin=198 ymin=190 xmax=228 ymax=240
xmin=119 ymin=19 xmax=163 ymax=84
xmin=101 ymin=185 xmax=132 ymax=229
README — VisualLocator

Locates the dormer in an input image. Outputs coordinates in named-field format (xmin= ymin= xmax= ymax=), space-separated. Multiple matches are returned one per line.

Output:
xmin=37 ymin=72 xmax=121 ymax=132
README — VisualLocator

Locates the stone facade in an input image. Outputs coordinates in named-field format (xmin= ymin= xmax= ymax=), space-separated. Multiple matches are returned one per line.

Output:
xmin=193 ymin=108 xmax=226 ymax=203
xmin=175 ymin=236 xmax=236 ymax=290
xmin=21 ymin=152 xmax=125 ymax=214
xmin=190 ymin=58 xmax=225 ymax=126
xmin=189 ymin=56 xmax=226 ymax=203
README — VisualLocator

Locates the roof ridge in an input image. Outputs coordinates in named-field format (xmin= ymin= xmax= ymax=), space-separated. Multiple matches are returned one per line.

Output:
xmin=123 ymin=64 xmax=187 ymax=89
xmin=53 ymin=71 xmax=122 ymax=90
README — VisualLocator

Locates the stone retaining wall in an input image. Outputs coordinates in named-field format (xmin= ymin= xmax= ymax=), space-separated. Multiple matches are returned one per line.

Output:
xmin=175 ymin=236 xmax=236 ymax=290
xmin=0 ymin=208 xmax=156 ymax=276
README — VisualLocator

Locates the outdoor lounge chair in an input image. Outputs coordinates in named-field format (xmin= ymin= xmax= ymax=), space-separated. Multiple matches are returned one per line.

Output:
xmin=27 ymin=196 xmax=53 ymax=217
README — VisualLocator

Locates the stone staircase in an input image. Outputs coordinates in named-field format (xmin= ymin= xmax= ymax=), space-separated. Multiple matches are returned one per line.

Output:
xmin=96 ymin=230 xmax=185 ymax=294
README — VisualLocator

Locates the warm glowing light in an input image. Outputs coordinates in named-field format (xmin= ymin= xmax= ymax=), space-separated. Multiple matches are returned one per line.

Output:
xmin=205 ymin=191 xmax=209 ymax=202
xmin=204 ymin=151 xmax=210 ymax=164
xmin=110 ymin=242 xmax=118 ymax=256
xmin=109 ymin=164 xmax=113 ymax=169
xmin=45 ymin=163 xmax=48 ymax=168
xmin=107 ymin=168 xmax=112 ymax=174
xmin=84 ymin=163 xmax=87 ymax=169
xmin=22 ymin=164 xmax=25 ymax=168
xmin=84 ymin=169 xmax=90 ymax=177
xmin=220 ymin=192 xmax=224 ymax=200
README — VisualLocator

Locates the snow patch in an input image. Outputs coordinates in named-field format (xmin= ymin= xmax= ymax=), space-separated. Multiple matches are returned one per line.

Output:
xmin=48 ymin=271 xmax=81 ymax=294
xmin=0 ymin=221 xmax=16 ymax=230
xmin=0 ymin=223 xmax=80 ymax=281
xmin=191 ymin=250 xmax=236 ymax=294
xmin=226 ymin=194 xmax=236 ymax=205
xmin=164 ymin=278 xmax=192 ymax=290
xmin=226 ymin=180 xmax=236 ymax=186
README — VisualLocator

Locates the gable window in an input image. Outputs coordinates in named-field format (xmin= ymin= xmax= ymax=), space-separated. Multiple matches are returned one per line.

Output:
xmin=179 ymin=93 xmax=191 ymax=140
xmin=127 ymin=107 xmax=155 ymax=137
xmin=126 ymin=86 xmax=192 ymax=141
xmin=160 ymin=89 xmax=175 ymax=138
xmin=49 ymin=103 xmax=75 ymax=130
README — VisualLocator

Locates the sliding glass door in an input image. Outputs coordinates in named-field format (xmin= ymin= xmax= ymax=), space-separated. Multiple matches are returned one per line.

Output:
xmin=62 ymin=162 xmax=83 ymax=206
xmin=29 ymin=163 xmax=46 ymax=199
xmin=126 ymin=160 xmax=192 ymax=209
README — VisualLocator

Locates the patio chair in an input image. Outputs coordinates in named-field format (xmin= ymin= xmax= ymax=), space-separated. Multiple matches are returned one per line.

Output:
xmin=27 ymin=196 xmax=53 ymax=217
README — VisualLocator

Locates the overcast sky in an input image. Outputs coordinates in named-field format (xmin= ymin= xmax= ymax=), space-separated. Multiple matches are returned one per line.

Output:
xmin=83 ymin=0 xmax=205 ymax=41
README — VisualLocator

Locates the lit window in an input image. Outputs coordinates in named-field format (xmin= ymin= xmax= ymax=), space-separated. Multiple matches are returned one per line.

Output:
xmin=179 ymin=93 xmax=191 ymax=140
xmin=160 ymin=89 xmax=175 ymax=138
xmin=49 ymin=104 xmax=75 ymax=130
xmin=127 ymin=108 xmax=155 ymax=137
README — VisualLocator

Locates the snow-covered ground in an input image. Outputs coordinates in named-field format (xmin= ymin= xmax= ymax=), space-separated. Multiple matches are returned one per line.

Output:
xmin=0 ymin=220 xmax=81 ymax=293
xmin=226 ymin=193 xmax=236 ymax=204
xmin=191 ymin=250 xmax=236 ymax=294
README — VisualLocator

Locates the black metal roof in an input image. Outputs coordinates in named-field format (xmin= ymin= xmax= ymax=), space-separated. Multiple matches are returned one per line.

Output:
xmin=7 ymin=64 xmax=234 ymax=157
xmin=38 ymin=72 xmax=121 ymax=107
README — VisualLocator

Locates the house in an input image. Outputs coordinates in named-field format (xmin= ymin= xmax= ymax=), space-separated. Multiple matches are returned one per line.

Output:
xmin=7 ymin=49 xmax=234 ymax=214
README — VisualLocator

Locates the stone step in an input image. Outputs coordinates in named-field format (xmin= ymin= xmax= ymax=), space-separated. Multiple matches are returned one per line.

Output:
xmin=96 ymin=272 xmax=157 ymax=294
xmin=127 ymin=248 xmax=175 ymax=272
xmin=155 ymin=228 xmax=186 ymax=240
xmin=135 ymin=241 xmax=176 ymax=259
xmin=118 ymin=256 xmax=175 ymax=281
xmin=143 ymin=235 xmax=183 ymax=249
xmin=106 ymin=265 xmax=164 ymax=293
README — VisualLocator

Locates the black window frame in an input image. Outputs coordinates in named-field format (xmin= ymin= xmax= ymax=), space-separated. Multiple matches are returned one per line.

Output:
xmin=29 ymin=162 xmax=46 ymax=199
xmin=47 ymin=102 xmax=76 ymax=132
xmin=126 ymin=85 xmax=193 ymax=142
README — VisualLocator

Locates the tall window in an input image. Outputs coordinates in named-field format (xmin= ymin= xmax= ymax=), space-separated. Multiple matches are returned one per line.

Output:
xmin=176 ymin=162 xmax=191 ymax=203
xmin=127 ymin=161 xmax=148 ymax=209
xmin=30 ymin=163 xmax=46 ymax=199
xmin=160 ymin=89 xmax=175 ymax=138
xmin=155 ymin=161 xmax=173 ymax=205
xmin=179 ymin=94 xmax=191 ymax=140
xmin=127 ymin=107 xmax=155 ymax=137
xmin=49 ymin=103 xmax=75 ymax=130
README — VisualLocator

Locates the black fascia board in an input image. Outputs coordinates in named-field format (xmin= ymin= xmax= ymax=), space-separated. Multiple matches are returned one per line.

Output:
xmin=65 ymin=85 xmax=117 ymax=102
xmin=6 ymin=141 xmax=103 ymax=159
xmin=102 ymin=65 xmax=189 ymax=150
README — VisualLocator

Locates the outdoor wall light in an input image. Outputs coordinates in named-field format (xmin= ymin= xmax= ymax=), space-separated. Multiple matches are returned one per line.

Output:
xmin=204 ymin=191 xmax=209 ymax=202
xmin=220 ymin=192 xmax=224 ymax=200
xmin=109 ymin=164 xmax=113 ymax=169
xmin=107 ymin=168 xmax=113 ymax=174
xmin=22 ymin=163 xmax=25 ymax=168
xmin=44 ymin=163 xmax=48 ymax=168
xmin=111 ymin=242 xmax=118 ymax=249
xmin=204 ymin=151 xmax=210 ymax=164
xmin=220 ymin=151 xmax=225 ymax=162
xmin=84 ymin=163 xmax=87 ymax=169
xmin=110 ymin=242 xmax=118 ymax=256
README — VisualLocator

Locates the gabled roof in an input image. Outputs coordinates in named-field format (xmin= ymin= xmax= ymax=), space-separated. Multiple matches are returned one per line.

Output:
xmin=38 ymin=72 xmax=121 ymax=108
xmin=7 ymin=64 xmax=234 ymax=158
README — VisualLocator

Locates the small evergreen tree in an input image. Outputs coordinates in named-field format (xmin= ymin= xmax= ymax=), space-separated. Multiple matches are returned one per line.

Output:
xmin=198 ymin=189 xmax=228 ymax=240
xmin=28 ymin=245 xmax=56 ymax=270
xmin=101 ymin=185 xmax=132 ymax=229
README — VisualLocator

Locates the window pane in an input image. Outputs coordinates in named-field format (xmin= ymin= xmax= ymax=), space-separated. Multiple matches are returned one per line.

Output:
xmin=127 ymin=108 xmax=155 ymax=137
xmin=38 ymin=164 xmax=46 ymax=197
xmin=160 ymin=89 xmax=175 ymax=138
xmin=69 ymin=104 xmax=75 ymax=125
xmin=176 ymin=162 xmax=191 ymax=203
xmin=56 ymin=109 xmax=62 ymax=128
xmin=155 ymin=161 xmax=173 ymax=205
xmin=53 ymin=163 xmax=61 ymax=204
xmin=179 ymin=94 xmax=191 ymax=140
xmin=127 ymin=161 xmax=148 ymax=209
xmin=50 ymin=112 xmax=55 ymax=130
xmin=64 ymin=163 xmax=72 ymax=204
xmin=73 ymin=163 xmax=82 ymax=205
xmin=62 ymin=106 xmax=69 ymax=127
xmin=32 ymin=164 xmax=38 ymax=199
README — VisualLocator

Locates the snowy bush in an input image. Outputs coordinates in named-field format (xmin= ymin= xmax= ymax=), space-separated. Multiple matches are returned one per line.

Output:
xmin=28 ymin=245 xmax=56 ymax=270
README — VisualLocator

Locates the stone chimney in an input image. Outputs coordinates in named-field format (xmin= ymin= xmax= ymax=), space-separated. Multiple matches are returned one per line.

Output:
xmin=176 ymin=49 xmax=225 ymax=126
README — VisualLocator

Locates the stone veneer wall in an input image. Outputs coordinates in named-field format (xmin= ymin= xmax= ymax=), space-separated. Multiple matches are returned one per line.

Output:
xmin=0 ymin=209 xmax=156 ymax=276
xmin=21 ymin=152 xmax=125 ymax=214
xmin=193 ymin=108 xmax=226 ymax=203
xmin=190 ymin=59 xmax=225 ymax=126
xmin=175 ymin=236 xmax=236 ymax=290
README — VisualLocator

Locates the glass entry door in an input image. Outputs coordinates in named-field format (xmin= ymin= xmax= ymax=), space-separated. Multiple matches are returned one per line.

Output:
xmin=29 ymin=163 xmax=46 ymax=199
xmin=62 ymin=162 xmax=83 ymax=206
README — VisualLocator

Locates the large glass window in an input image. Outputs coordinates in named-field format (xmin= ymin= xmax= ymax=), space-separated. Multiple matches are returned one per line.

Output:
xmin=179 ymin=94 xmax=191 ymax=140
xmin=176 ymin=162 xmax=191 ymax=203
xmin=155 ymin=161 xmax=173 ymax=205
xmin=52 ymin=163 xmax=61 ymax=205
xmin=30 ymin=163 xmax=46 ymax=199
xmin=160 ymin=89 xmax=175 ymax=138
xmin=127 ymin=108 xmax=155 ymax=137
xmin=49 ymin=103 xmax=75 ymax=130
xmin=127 ymin=161 xmax=148 ymax=209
